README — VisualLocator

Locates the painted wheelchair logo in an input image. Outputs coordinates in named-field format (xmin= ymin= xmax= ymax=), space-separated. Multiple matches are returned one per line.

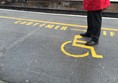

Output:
xmin=61 ymin=35 xmax=103 ymax=58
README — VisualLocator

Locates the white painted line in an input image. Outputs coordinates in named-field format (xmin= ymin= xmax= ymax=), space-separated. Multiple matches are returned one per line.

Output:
xmin=0 ymin=8 xmax=118 ymax=20
xmin=0 ymin=8 xmax=86 ymax=17
xmin=0 ymin=80 xmax=7 ymax=83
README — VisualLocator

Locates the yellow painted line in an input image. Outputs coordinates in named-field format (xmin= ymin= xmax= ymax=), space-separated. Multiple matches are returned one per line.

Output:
xmin=71 ymin=29 xmax=86 ymax=32
xmin=0 ymin=16 xmax=86 ymax=28
xmin=0 ymin=16 xmax=118 ymax=32
xmin=102 ymin=28 xmax=118 ymax=32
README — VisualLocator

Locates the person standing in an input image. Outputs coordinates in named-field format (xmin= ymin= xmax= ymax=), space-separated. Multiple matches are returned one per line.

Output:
xmin=80 ymin=0 xmax=110 ymax=46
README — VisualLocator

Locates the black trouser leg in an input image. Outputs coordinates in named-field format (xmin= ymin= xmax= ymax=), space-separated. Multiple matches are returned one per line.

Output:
xmin=87 ymin=10 xmax=102 ymax=42
xmin=86 ymin=11 xmax=92 ymax=35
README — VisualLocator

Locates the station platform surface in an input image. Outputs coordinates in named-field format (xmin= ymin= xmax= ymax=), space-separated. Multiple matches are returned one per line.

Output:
xmin=0 ymin=9 xmax=118 ymax=83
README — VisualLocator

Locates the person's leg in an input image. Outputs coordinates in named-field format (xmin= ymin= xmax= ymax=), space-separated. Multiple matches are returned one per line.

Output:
xmin=91 ymin=10 xmax=102 ymax=42
xmin=86 ymin=10 xmax=102 ymax=46
xmin=80 ymin=11 xmax=92 ymax=37
xmin=86 ymin=11 xmax=93 ymax=35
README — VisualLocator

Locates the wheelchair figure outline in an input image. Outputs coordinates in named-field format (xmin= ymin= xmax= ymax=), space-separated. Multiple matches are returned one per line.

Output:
xmin=61 ymin=35 xmax=103 ymax=58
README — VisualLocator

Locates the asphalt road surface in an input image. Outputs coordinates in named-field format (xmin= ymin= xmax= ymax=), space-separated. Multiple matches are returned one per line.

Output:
xmin=0 ymin=9 xmax=118 ymax=83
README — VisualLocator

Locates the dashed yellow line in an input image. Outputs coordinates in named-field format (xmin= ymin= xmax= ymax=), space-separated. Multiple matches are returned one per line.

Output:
xmin=110 ymin=32 xmax=115 ymax=37
xmin=103 ymin=31 xmax=107 ymax=36
xmin=0 ymin=15 xmax=118 ymax=32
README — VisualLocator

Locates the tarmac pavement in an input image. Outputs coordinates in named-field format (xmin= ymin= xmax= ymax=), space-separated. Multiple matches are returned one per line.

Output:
xmin=0 ymin=9 xmax=118 ymax=83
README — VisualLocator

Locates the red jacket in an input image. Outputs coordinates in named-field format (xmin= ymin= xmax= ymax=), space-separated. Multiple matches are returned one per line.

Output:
xmin=83 ymin=0 xmax=110 ymax=11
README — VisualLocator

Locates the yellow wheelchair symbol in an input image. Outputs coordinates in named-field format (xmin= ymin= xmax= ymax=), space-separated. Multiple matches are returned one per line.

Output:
xmin=61 ymin=35 xmax=103 ymax=58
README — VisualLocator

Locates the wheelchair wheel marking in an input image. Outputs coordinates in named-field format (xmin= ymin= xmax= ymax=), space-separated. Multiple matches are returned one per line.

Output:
xmin=61 ymin=35 xmax=104 ymax=58
xmin=61 ymin=41 xmax=89 ymax=58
